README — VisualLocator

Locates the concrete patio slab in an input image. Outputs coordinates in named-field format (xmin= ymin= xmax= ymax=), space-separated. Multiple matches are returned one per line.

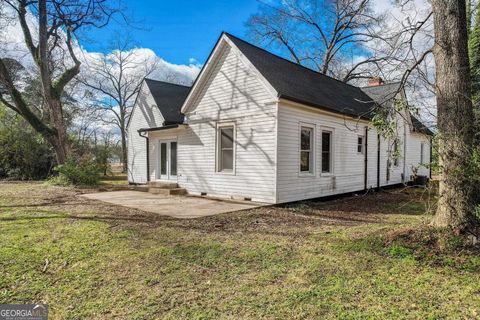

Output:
xmin=80 ymin=191 xmax=262 ymax=218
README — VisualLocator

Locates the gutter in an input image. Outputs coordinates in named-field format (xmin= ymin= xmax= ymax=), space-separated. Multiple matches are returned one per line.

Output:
xmin=429 ymin=136 xmax=433 ymax=179
xmin=403 ymin=121 xmax=407 ymax=183
xmin=377 ymin=134 xmax=381 ymax=190
xmin=137 ymin=130 xmax=150 ymax=182
xmin=364 ymin=126 xmax=368 ymax=191
xmin=138 ymin=124 xmax=183 ymax=132
xmin=278 ymin=95 xmax=373 ymax=121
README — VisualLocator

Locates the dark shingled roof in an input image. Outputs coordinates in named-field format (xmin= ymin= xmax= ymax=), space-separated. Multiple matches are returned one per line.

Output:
xmin=144 ymin=79 xmax=190 ymax=124
xmin=361 ymin=82 xmax=401 ymax=109
xmin=361 ymin=83 xmax=433 ymax=136
xmin=409 ymin=114 xmax=434 ymax=135
xmin=226 ymin=33 xmax=432 ymax=135
xmin=225 ymin=33 xmax=376 ymax=119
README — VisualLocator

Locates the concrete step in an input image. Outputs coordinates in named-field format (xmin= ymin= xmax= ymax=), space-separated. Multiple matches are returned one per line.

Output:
xmin=132 ymin=185 xmax=150 ymax=192
xmin=98 ymin=185 xmax=150 ymax=192
xmin=148 ymin=187 xmax=187 ymax=195
xmin=147 ymin=181 xmax=179 ymax=189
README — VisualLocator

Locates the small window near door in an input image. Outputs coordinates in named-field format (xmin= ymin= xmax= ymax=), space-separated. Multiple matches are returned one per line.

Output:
xmin=217 ymin=125 xmax=235 ymax=172
xmin=160 ymin=142 xmax=167 ymax=175
xmin=170 ymin=142 xmax=177 ymax=176
xmin=322 ymin=131 xmax=332 ymax=173
xmin=300 ymin=126 xmax=314 ymax=173
xmin=357 ymin=136 xmax=364 ymax=153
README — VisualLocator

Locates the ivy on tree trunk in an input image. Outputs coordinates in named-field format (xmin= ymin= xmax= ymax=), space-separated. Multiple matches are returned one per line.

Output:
xmin=431 ymin=0 xmax=478 ymax=234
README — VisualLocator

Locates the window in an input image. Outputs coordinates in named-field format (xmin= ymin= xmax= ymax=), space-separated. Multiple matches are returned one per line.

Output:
xmin=420 ymin=142 xmax=424 ymax=164
xmin=160 ymin=142 xmax=167 ymax=175
xmin=322 ymin=131 xmax=332 ymax=173
xmin=300 ymin=126 xmax=314 ymax=173
xmin=170 ymin=142 xmax=177 ymax=176
xmin=217 ymin=125 xmax=235 ymax=172
xmin=357 ymin=136 xmax=364 ymax=153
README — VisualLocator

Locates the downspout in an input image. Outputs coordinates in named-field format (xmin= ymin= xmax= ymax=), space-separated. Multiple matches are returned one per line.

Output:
xmin=377 ymin=134 xmax=381 ymax=190
xmin=403 ymin=121 xmax=407 ymax=184
xmin=429 ymin=136 xmax=432 ymax=179
xmin=138 ymin=131 xmax=150 ymax=182
xmin=364 ymin=126 xmax=368 ymax=191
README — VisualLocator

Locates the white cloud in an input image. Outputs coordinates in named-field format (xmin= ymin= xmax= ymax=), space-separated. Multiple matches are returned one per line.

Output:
xmin=0 ymin=4 xmax=201 ymax=138
xmin=0 ymin=4 xmax=201 ymax=87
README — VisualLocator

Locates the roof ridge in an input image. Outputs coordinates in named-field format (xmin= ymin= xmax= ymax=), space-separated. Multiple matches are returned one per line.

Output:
xmin=144 ymin=78 xmax=191 ymax=88
xmin=360 ymin=81 xmax=402 ymax=89
xmin=223 ymin=32 xmax=363 ymax=91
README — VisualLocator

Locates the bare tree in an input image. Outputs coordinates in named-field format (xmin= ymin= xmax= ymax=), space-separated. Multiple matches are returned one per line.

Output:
xmin=79 ymin=35 xmax=158 ymax=172
xmin=251 ymin=0 xmax=478 ymax=234
xmin=247 ymin=0 xmax=399 ymax=82
xmin=366 ymin=0 xmax=478 ymax=234
xmin=0 ymin=0 xmax=121 ymax=164
xmin=380 ymin=0 xmax=478 ymax=234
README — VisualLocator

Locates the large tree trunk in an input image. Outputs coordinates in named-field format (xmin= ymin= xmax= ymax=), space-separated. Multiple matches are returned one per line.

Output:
xmin=47 ymin=124 xmax=69 ymax=165
xmin=44 ymin=97 xmax=69 ymax=164
xmin=38 ymin=0 xmax=70 ymax=165
xmin=431 ymin=0 xmax=478 ymax=233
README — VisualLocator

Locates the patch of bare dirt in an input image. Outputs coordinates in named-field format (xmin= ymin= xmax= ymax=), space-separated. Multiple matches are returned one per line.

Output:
xmin=0 ymin=183 xmax=432 ymax=236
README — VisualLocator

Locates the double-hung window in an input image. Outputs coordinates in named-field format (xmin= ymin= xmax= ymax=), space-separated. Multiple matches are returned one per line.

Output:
xmin=217 ymin=124 xmax=235 ymax=173
xmin=322 ymin=131 xmax=332 ymax=174
xmin=357 ymin=136 xmax=364 ymax=154
xmin=300 ymin=126 xmax=314 ymax=174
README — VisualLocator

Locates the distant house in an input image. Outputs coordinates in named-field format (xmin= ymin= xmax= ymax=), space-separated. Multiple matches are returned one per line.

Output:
xmin=127 ymin=32 xmax=432 ymax=204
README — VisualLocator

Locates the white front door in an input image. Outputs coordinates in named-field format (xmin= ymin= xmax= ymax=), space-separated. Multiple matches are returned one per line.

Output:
xmin=157 ymin=140 xmax=177 ymax=181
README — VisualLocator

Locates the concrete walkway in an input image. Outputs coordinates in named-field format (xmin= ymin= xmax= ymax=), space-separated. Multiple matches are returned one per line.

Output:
xmin=81 ymin=191 xmax=261 ymax=219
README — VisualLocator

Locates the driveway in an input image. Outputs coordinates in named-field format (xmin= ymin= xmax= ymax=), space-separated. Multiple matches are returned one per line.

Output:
xmin=80 ymin=191 xmax=262 ymax=218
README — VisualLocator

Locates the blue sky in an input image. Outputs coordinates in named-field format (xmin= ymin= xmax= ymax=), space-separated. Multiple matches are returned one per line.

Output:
xmin=83 ymin=0 xmax=260 ymax=65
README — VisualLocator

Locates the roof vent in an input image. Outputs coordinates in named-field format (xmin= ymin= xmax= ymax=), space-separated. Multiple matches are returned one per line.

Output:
xmin=367 ymin=77 xmax=384 ymax=87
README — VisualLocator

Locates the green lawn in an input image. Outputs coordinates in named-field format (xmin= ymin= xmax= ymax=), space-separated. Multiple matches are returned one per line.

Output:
xmin=0 ymin=183 xmax=479 ymax=319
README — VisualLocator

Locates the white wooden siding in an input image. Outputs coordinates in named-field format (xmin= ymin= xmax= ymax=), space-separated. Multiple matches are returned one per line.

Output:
xmin=127 ymin=83 xmax=165 ymax=183
xmin=378 ymin=111 xmax=408 ymax=187
xmin=276 ymin=101 xmax=431 ymax=203
xmin=178 ymin=43 xmax=277 ymax=203
xmin=277 ymin=102 xmax=370 ymax=203
xmin=406 ymin=133 xmax=431 ymax=178
xmin=127 ymin=40 xmax=431 ymax=204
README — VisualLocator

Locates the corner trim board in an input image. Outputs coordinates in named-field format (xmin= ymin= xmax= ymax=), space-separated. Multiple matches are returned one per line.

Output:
xmin=138 ymin=131 xmax=150 ymax=182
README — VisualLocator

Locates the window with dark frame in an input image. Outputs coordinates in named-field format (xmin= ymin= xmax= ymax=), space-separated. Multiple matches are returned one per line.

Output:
xmin=218 ymin=126 xmax=234 ymax=172
xmin=160 ymin=142 xmax=167 ymax=175
xmin=170 ymin=142 xmax=177 ymax=176
xmin=300 ymin=126 xmax=313 ymax=173
xmin=322 ymin=131 xmax=332 ymax=173
xmin=357 ymin=136 xmax=364 ymax=153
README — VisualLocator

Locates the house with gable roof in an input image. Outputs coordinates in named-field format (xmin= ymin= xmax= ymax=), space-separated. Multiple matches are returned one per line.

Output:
xmin=127 ymin=32 xmax=432 ymax=203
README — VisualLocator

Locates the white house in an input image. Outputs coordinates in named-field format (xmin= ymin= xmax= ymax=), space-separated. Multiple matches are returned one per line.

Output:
xmin=127 ymin=32 xmax=432 ymax=204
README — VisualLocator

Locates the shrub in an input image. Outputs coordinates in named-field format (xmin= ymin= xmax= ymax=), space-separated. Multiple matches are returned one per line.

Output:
xmin=46 ymin=174 xmax=71 ymax=187
xmin=0 ymin=107 xmax=55 ymax=180
xmin=51 ymin=158 xmax=101 ymax=186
